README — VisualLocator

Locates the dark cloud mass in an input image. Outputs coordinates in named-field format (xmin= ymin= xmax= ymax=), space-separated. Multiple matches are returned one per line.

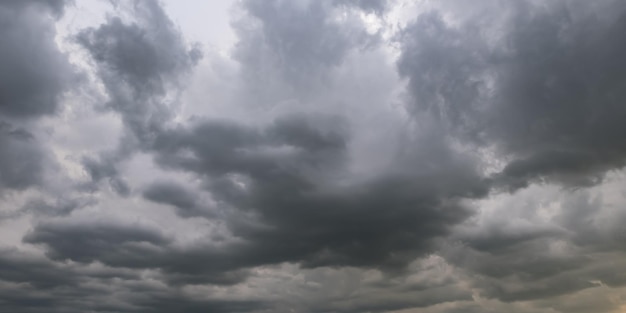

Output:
xmin=0 ymin=123 xmax=44 ymax=191
xmin=143 ymin=180 xmax=212 ymax=218
xmin=0 ymin=0 xmax=70 ymax=118
xmin=0 ymin=0 xmax=72 ymax=193
xmin=3 ymin=0 xmax=626 ymax=312
xmin=144 ymin=113 xmax=484 ymax=271
xmin=398 ymin=0 xmax=626 ymax=189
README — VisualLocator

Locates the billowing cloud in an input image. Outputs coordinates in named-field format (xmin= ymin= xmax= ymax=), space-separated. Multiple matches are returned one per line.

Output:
xmin=0 ymin=0 xmax=71 ymax=119
xmin=0 ymin=0 xmax=73 ymax=194
xmin=3 ymin=0 xmax=626 ymax=312
xmin=398 ymin=0 xmax=626 ymax=189
xmin=74 ymin=0 xmax=201 ymax=194
xmin=0 ymin=123 xmax=45 ymax=191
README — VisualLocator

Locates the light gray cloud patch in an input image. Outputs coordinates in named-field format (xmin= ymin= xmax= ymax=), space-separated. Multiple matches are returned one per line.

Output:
xmin=75 ymin=0 xmax=201 ymax=194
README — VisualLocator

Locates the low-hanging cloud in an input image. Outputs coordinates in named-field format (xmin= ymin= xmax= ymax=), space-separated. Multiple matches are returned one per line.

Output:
xmin=3 ymin=0 xmax=626 ymax=312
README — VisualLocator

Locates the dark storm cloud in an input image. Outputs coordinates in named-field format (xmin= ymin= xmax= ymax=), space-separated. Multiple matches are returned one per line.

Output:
xmin=24 ymin=220 xmax=171 ymax=265
xmin=23 ymin=217 xmax=474 ymax=312
xmin=30 ymin=4 xmax=493 ymax=312
xmin=25 ymin=111 xmax=485 ymax=292
xmin=115 ymin=112 xmax=483 ymax=278
xmin=398 ymin=0 xmax=626 ymax=189
xmin=0 ymin=0 xmax=72 ymax=119
xmin=0 ymin=123 xmax=45 ymax=191
xmin=130 ymin=295 xmax=266 ymax=313
xmin=24 ymin=218 xmax=251 ymax=286
xmin=8 ymin=0 xmax=626 ymax=312
xmin=0 ymin=249 xmax=78 ymax=289
xmin=0 ymin=248 xmax=260 ymax=313
xmin=0 ymin=248 xmax=138 ymax=312
xmin=394 ymin=1 xmax=626 ymax=303
xmin=0 ymin=0 xmax=72 ymax=193
xmin=143 ymin=181 xmax=214 ymax=218
xmin=151 ymin=115 xmax=476 ymax=270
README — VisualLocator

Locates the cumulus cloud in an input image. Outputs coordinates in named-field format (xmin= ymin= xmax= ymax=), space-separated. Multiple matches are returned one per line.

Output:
xmin=0 ymin=0 xmax=73 ymax=195
xmin=398 ymin=0 xmax=626 ymax=189
xmin=0 ymin=0 xmax=71 ymax=119
xmin=3 ymin=0 xmax=626 ymax=312
xmin=74 ymin=0 xmax=201 ymax=194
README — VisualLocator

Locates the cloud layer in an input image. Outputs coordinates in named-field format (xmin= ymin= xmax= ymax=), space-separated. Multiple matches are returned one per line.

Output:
xmin=2 ymin=0 xmax=626 ymax=312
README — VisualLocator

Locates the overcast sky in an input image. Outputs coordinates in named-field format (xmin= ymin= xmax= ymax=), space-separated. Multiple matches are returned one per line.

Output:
xmin=2 ymin=0 xmax=626 ymax=312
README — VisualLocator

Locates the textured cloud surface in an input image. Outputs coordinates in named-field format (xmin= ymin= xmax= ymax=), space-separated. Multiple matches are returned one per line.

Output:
xmin=2 ymin=0 xmax=626 ymax=312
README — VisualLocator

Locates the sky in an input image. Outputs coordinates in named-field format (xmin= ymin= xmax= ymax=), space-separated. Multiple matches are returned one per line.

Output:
xmin=2 ymin=0 xmax=626 ymax=312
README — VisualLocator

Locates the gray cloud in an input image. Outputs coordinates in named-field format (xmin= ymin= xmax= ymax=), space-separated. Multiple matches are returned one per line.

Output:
xmin=0 ymin=0 xmax=72 ymax=194
xmin=232 ymin=0 xmax=378 ymax=105
xmin=337 ymin=0 xmax=388 ymax=13
xmin=1 ymin=196 xmax=96 ymax=219
xmin=29 ymin=113 xmax=481 ymax=274
xmin=129 ymin=296 xmax=266 ymax=313
xmin=75 ymin=0 xmax=200 ymax=139
xmin=5 ymin=0 xmax=626 ymax=312
xmin=0 ymin=0 xmax=66 ymax=17
xmin=392 ymin=4 xmax=626 ymax=303
xmin=24 ymin=220 xmax=171 ymax=265
xmin=398 ymin=0 xmax=626 ymax=189
xmin=439 ymin=183 xmax=626 ymax=306
xmin=143 ymin=181 xmax=213 ymax=218
xmin=23 ymin=218 xmax=251 ymax=286
xmin=74 ymin=0 xmax=200 ymax=194
xmin=147 ymin=113 xmax=485 ymax=272
xmin=0 ymin=248 xmax=261 ymax=313
xmin=0 ymin=0 xmax=72 ymax=119
xmin=0 ymin=123 xmax=45 ymax=191
xmin=0 ymin=249 xmax=79 ymax=289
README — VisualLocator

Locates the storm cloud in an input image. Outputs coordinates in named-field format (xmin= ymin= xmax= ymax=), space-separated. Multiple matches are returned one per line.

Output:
xmin=2 ymin=0 xmax=626 ymax=312
xmin=0 ymin=0 xmax=73 ymax=193
xmin=398 ymin=0 xmax=626 ymax=189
